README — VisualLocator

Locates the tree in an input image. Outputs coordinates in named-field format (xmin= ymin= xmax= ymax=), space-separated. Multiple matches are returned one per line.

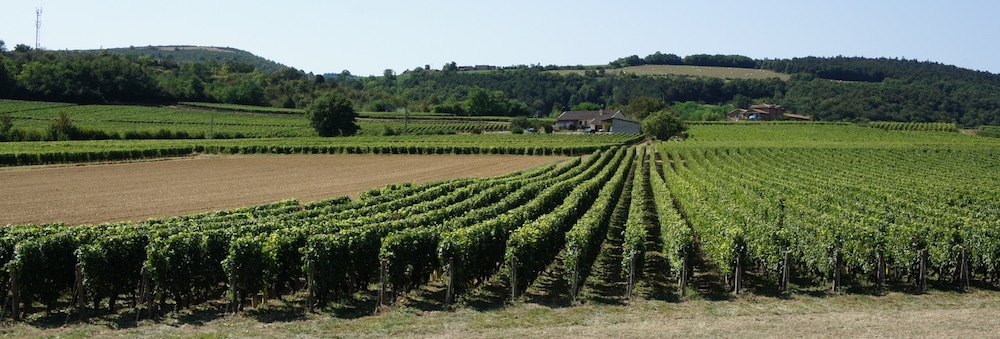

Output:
xmin=0 ymin=55 xmax=11 ymax=96
xmin=222 ymin=60 xmax=255 ymax=74
xmin=641 ymin=109 xmax=688 ymax=140
xmin=549 ymin=102 xmax=564 ymax=118
xmin=281 ymin=96 xmax=296 ymax=108
xmin=643 ymin=52 xmax=683 ymax=65
xmin=571 ymin=102 xmax=601 ymax=111
xmin=0 ymin=113 xmax=13 ymax=141
xmin=49 ymin=112 xmax=78 ymax=141
xmin=306 ymin=92 xmax=359 ymax=137
xmin=731 ymin=94 xmax=753 ymax=109
xmin=0 ymin=40 xmax=6 ymax=52
xmin=505 ymin=98 xmax=530 ymax=116
xmin=626 ymin=96 xmax=667 ymax=121
xmin=382 ymin=69 xmax=396 ymax=87
xmin=219 ymin=80 xmax=266 ymax=106
xmin=509 ymin=116 xmax=532 ymax=134
xmin=466 ymin=87 xmax=503 ymax=115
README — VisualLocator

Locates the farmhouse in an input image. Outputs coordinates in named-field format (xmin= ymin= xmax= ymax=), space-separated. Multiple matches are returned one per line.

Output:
xmin=457 ymin=65 xmax=498 ymax=71
xmin=554 ymin=110 xmax=640 ymax=134
xmin=728 ymin=104 xmax=811 ymax=121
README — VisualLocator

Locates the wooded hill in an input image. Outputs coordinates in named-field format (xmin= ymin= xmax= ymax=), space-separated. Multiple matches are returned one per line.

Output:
xmin=1 ymin=46 xmax=998 ymax=127
xmin=73 ymin=45 xmax=287 ymax=73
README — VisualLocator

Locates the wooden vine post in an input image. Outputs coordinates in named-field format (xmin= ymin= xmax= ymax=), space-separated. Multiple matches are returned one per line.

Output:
xmin=138 ymin=265 xmax=153 ymax=321
xmin=833 ymin=249 xmax=842 ymax=294
xmin=876 ymin=252 xmax=886 ymax=293
xmin=733 ymin=248 xmax=743 ymax=294
xmin=781 ymin=251 xmax=791 ymax=296
xmin=306 ymin=259 xmax=315 ymax=313
xmin=445 ymin=257 xmax=455 ymax=305
xmin=959 ymin=247 xmax=970 ymax=291
xmin=229 ymin=266 xmax=238 ymax=314
xmin=679 ymin=252 xmax=689 ymax=296
xmin=571 ymin=255 xmax=580 ymax=301
xmin=1 ymin=278 xmax=11 ymax=320
xmin=74 ymin=262 xmax=87 ymax=320
xmin=627 ymin=253 xmax=636 ymax=299
xmin=918 ymin=249 xmax=928 ymax=294
xmin=377 ymin=259 xmax=387 ymax=313
xmin=10 ymin=271 xmax=19 ymax=321
xmin=510 ymin=256 xmax=518 ymax=301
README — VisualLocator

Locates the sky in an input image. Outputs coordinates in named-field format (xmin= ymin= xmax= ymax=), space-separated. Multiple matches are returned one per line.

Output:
xmin=2 ymin=0 xmax=998 ymax=76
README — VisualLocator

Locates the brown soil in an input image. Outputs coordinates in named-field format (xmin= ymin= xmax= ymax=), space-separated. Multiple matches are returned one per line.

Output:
xmin=0 ymin=154 xmax=566 ymax=226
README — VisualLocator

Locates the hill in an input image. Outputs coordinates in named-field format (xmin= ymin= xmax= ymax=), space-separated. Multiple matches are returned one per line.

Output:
xmin=72 ymin=45 xmax=287 ymax=73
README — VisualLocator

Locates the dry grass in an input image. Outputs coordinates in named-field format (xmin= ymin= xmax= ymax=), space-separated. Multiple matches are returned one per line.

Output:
xmin=2 ymin=290 xmax=999 ymax=338
xmin=549 ymin=65 xmax=790 ymax=81
xmin=157 ymin=46 xmax=235 ymax=53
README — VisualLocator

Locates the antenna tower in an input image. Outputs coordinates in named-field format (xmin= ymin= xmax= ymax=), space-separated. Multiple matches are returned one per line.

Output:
xmin=35 ymin=7 xmax=43 ymax=49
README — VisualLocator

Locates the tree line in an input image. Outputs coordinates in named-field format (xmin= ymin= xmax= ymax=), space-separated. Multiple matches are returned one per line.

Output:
xmin=1 ymin=41 xmax=998 ymax=127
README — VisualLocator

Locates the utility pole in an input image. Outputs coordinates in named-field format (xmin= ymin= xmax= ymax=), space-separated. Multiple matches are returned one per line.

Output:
xmin=35 ymin=7 xmax=42 ymax=50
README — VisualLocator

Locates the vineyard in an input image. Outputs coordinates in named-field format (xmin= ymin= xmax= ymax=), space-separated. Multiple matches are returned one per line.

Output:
xmin=1 ymin=123 xmax=999 ymax=328
xmin=353 ymin=120 xmax=508 ymax=136
xmin=0 ymin=133 xmax=640 ymax=166
xmin=866 ymin=121 xmax=958 ymax=132
xmin=661 ymin=145 xmax=1000 ymax=293
xmin=0 ymin=147 xmax=629 ymax=320
xmin=0 ymin=99 xmax=515 ymax=140
xmin=982 ymin=125 xmax=1000 ymax=138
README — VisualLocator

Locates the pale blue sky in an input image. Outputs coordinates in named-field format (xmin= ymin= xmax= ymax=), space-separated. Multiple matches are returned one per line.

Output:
xmin=2 ymin=0 xmax=997 ymax=76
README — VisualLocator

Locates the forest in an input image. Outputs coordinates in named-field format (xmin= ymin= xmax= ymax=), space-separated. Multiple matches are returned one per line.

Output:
xmin=1 ymin=42 xmax=999 ymax=127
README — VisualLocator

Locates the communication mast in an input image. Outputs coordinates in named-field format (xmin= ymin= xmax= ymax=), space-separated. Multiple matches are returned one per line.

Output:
xmin=35 ymin=7 xmax=43 ymax=49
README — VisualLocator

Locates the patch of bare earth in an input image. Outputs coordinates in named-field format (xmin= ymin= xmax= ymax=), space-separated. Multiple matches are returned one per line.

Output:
xmin=0 ymin=154 xmax=566 ymax=226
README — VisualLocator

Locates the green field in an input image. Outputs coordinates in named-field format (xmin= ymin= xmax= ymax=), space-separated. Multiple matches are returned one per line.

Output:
xmin=548 ymin=64 xmax=791 ymax=80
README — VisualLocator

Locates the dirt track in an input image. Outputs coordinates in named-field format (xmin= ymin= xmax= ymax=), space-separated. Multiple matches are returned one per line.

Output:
xmin=0 ymin=154 xmax=565 ymax=226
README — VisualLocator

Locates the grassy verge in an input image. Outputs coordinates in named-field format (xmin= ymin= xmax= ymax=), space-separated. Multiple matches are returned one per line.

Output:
xmin=2 ymin=290 xmax=998 ymax=337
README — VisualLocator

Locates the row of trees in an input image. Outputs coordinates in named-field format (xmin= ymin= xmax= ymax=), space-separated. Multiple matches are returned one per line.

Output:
xmin=610 ymin=52 xmax=756 ymax=69
xmin=2 ymin=42 xmax=998 ymax=126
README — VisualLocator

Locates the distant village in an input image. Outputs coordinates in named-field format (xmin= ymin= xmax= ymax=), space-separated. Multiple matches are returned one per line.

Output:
xmin=403 ymin=65 xmax=498 ymax=74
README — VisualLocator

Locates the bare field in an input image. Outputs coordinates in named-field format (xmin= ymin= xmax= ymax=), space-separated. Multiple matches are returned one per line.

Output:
xmin=0 ymin=154 xmax=566 ymax=226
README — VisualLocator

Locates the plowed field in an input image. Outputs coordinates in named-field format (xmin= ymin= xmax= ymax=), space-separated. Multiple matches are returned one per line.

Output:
xmin=0 ymin=154 xmax=565 ymax=226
